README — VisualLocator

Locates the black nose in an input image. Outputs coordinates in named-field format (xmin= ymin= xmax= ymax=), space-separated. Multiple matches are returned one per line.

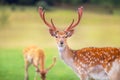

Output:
xmin=60 ymin=41 xmax=63 ymax=45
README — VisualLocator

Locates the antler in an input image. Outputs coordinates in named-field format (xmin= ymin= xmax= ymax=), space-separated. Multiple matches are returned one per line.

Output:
xmin=38 ymin=7 xmax=56 ymax=30
xmin=46 ymin=57 xmax=56 ymax=72
xmin=65 ymin=6 xmax=83 ymax=31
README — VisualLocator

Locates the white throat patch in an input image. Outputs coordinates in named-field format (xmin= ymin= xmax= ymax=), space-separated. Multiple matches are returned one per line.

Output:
xmin=58 ymin=46 xmax=65 ymax=53
xmin=57 ymin=46 xmax=65 ymax=58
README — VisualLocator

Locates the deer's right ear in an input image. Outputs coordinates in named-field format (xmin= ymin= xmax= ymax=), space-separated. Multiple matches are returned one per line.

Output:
xmin=49 ymin=29 xmax=58 ymax=37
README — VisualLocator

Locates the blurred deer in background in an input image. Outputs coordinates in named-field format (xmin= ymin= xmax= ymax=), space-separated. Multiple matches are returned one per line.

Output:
xmin=38 ymin=7 xmax=120 ymax=80
xmin=23 ymin=46 xmax=56 ymax=80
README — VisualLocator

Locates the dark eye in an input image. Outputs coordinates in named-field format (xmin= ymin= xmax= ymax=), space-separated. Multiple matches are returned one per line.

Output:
xmin=55 ymin=36 xmax=58 ymax=38
xmin=65 ymin=36 xmax=68 ymax=38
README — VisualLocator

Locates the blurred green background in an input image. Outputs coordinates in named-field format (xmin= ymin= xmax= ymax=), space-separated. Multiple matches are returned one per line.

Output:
xmin=0 ymin=0 xmax=120 ymax=80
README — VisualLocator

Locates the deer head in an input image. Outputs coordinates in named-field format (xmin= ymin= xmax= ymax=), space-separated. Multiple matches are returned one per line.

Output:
xmin=38 ymin=7 xmax=83 ymax=48
xmin=35 ymin=57 xmax=56 ymax=80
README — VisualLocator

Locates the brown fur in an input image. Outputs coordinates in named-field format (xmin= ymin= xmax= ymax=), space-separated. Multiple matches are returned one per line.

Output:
xmin=23 ymin=46 xmax=56 ymax=80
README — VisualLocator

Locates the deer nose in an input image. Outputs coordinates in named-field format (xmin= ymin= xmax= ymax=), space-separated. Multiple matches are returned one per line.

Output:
xmin=60 ymin=41 xmax=64 ymax=45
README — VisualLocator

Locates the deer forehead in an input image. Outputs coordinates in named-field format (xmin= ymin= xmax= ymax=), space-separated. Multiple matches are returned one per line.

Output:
xmin=56 ymin=31 xmax=66 ymax=36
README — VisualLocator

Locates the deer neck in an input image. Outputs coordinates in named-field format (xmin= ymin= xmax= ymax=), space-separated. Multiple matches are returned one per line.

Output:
xmin=57 ymin=44 xmax=74 ymax=66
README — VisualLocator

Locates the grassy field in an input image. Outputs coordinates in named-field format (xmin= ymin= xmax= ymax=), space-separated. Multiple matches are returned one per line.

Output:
xmin=0 ymin=48 xmax=79 ymax=80
xmin=0 ymin=6 xmax=120 ymax=80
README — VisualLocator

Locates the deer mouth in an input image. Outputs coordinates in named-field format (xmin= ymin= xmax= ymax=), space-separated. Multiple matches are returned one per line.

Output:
xmin=59 ymin=43 xmax=64 ymax=47
xmin=60 ymin=44 xmax=63 ymax=47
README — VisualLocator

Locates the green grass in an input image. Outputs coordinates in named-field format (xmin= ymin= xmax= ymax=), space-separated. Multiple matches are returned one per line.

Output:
xmin=0 ymin=6 xmax=120 ymax=80
xmin=0 ymin=48 xmax=79 ymax=80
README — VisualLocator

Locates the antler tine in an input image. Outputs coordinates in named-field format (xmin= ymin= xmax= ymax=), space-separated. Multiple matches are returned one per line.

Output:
xmin=66 ymin=6 xmax=83 ymax=31
xmin=65 ymin=19 xmax=74 ymax=31
xmin=38 ymin=7 xmax=56 ymax=30
xmin=38 ymin=7 xmax=43 ymax=18
xmin=46 ymin=57 xmax=56 ymax=72
xmin=51 ymin=19 xmax=56 ymax=30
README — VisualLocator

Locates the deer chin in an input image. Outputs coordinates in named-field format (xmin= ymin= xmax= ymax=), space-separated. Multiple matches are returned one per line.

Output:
xmin=57 ymin=44 xmax=65 ymax=53
xmin=59 ymin=44 xmax=64 ymax=47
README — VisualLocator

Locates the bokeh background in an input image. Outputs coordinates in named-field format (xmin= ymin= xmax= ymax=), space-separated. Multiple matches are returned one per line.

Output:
xmin=0 ymin=0 xmax=120 ymax=80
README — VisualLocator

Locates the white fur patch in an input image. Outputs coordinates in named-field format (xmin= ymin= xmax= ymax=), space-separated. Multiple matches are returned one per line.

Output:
xmin=90 ymin=71 xmax=109 ymax=80
xmin=26 ymin=54 xmax=33 ymax=63
xmin=57 ymin=46 xmax=73 ymax=66
xmin=108 ymin=60 xmax=120 ymax=77
xmin=57 ymin=46 xmax=65 ymax=58
xmin=58 ymin=46 xmax=65 ymax=52
xmin=89 ymin=65 xmax=109 ymax=80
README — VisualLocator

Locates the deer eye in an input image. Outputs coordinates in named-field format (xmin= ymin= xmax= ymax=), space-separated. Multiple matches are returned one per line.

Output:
xmin=55 ymin=36 xmax=58 ymax=38
xmin=65 ymin=35 xmax=68 ymax=38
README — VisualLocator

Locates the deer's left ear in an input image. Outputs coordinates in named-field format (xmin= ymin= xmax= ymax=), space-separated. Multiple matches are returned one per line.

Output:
xmin=65 ymin=30 xmax=74 ymax=37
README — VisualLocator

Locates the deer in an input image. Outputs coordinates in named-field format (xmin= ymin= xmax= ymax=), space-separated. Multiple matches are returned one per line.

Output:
xmin=23 ymin=46 xmax=56 ymax=80
xmin=38 ymin=7 xmax=120 ymax=80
